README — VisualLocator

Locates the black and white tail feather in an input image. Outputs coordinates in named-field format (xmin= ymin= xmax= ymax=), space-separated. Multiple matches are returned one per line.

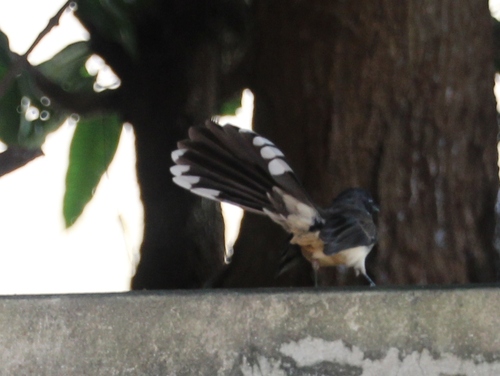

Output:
xmin=171 ymin=120 xmax=378 ymax=286
xmin=171 ymin=120 xmax=323 ymax=235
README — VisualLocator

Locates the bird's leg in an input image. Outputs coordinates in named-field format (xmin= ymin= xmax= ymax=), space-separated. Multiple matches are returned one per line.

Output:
xmin=312 ymin=260 xmax=320 ymax=287
xmin=356 ymin=262 xmax=376 ymax=287
xmin=363 ymin=272 xmax=376 ymax=287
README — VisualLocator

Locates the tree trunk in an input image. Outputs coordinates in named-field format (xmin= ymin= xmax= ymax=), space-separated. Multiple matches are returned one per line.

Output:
xmin=222 ymin=0 xmax=499 ymax=286
xmin=127 ymin=28 xmax=226 ymax=289
xmin=375 ymin=1 xmax=499 ymax=284
xmin=81 ymin=1 xmax=251 ymax=289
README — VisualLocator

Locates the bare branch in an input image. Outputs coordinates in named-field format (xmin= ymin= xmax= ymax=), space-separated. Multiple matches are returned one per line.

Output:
xmin=0 ymin=0 xmax=73 ymax=98
xmin=0 ymin=146 xmax=43 ymax=177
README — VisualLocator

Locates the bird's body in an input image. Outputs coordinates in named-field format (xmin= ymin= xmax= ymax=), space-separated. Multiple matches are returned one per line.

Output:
xmin=170 ymin=120 xmax=378 ymax=285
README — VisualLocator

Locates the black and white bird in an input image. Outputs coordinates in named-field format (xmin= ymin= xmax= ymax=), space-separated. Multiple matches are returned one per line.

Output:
xmin=170 ymin=120 xmax=379 ymax=286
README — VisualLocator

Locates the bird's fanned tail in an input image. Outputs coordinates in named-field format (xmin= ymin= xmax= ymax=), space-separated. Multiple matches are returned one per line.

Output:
xmin=170 ymin=120 xmax=322 ymax=232
xmin=170 ymin=120 xmax=380 ymax=286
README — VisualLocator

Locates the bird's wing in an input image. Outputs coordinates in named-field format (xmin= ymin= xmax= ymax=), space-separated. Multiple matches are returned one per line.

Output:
xmin=320 ymin=208 xmax=377 ymax=255
xmin=171 ymin=121 xmax=323 ymax=232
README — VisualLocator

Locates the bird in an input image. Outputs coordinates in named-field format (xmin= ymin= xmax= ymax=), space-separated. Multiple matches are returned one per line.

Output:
xmin=170 ymin=120 xmax=379 ymax=286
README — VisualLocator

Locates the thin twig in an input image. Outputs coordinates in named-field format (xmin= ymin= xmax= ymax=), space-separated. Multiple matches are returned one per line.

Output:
xmin=0 ymin=0 xmax=73 ymax=98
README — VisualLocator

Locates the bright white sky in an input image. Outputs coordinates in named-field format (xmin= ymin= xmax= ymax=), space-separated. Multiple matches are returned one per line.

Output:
xmin=0 ymin=1 xmax=497 ymax=295
xmin=0 ymin=1 xmax=141 ymax=295
xmin=0 ymin=0 xmax=252 ymax=295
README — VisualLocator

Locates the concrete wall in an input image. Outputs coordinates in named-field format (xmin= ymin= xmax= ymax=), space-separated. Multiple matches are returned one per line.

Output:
xmin=1 ymin=286 xmax=500 ymax=375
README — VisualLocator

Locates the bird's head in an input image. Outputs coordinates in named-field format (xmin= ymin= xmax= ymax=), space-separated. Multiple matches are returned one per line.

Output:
xmin=331 ymin=188 xmax=379 ymax=215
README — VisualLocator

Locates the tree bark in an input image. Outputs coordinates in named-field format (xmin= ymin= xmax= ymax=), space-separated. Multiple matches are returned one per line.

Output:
xmin=126 ymin=20 xmax=226 ymax=289
xmin=375 ymin=1 xmax=499 ymax=284
xmin=75 ymin=1 xmax=250 ymax=289
xmin=127 ymin=3 xmax=250 ymax=289
xmin=70 ymin=0 xmax=499 ymax=288
xmin=222 ymin=0 xmax=499 ymax=286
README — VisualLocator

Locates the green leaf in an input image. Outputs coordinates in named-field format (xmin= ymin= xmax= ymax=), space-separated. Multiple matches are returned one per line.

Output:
xmin=63 ymin=113 xmax=122 ymax=227
xmin=37 ymin=41 xmax=95 ymax=93
xmin=0 ymin=29 xmax=12 ymax=76
xmin=0 ymin=71 xmax=71 ymax=148
xmin=76 ymin=0 xmax=149 ymax=59
xmin=0 ymin=82 xmax=22 ymax=145
xmin=218 ymin=95 xmax=242 ymax=116
xmin=0 ymin=40 xmax=95 ymax=148
xmin=15 ymin=73 xmax=70 ymax=148
xmin=0 ymin=29 xmax=22 ymax=145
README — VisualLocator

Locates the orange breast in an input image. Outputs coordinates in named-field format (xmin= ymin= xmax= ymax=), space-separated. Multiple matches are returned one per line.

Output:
xmin=290 ymin=231 xmax=347 ymax=267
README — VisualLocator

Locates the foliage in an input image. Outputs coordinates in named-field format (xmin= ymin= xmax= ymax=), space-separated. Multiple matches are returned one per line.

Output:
xmin=63 ymin=114 xmax=122 ymax=227
xmin=219 ymin=93 xmax=242 ymax=116
xmin=0 ymin=1 xmax=128 ymax=226
xmin=0 ymin=0 xmax=247 ymax=227
xmin=75 ymin=0 xmax=151 ymax=59
xmin=0 ymin=30 xmax=69 ymax=148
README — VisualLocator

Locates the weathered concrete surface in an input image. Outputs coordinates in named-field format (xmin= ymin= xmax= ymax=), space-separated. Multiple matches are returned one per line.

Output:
xmin=1 ymin=286 xmax=500 ymax=375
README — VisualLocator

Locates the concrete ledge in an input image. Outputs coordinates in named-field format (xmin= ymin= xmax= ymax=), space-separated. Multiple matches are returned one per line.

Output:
xmin=1 ymin=286 xmax=500 ymax=375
